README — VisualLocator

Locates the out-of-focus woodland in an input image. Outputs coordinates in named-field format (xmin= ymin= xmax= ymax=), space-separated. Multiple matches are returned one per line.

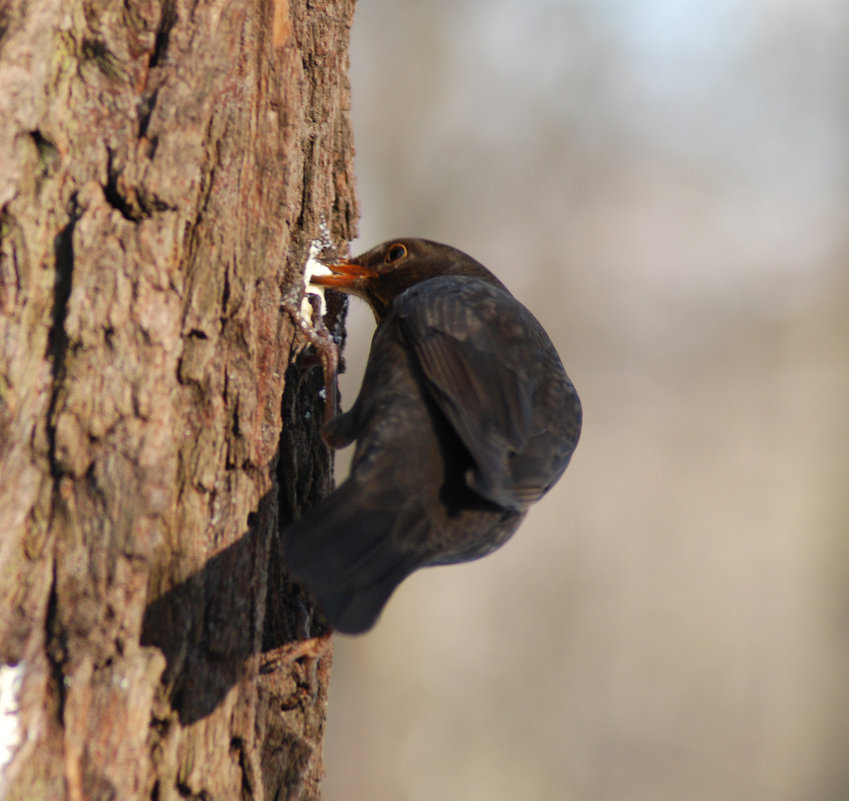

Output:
xmin=325 ymin=3 xmax=849 ymax=800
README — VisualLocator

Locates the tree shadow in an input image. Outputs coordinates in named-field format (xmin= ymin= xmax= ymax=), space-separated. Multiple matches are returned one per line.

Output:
xmin=141 ymin=356 xmax=335 ymax=725
xmin=140 ymin=507 xmax=328 ymax=724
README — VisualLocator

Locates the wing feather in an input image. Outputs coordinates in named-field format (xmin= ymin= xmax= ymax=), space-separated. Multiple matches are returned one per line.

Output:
xmin=395 ymin=275 xmax=579 ymax=511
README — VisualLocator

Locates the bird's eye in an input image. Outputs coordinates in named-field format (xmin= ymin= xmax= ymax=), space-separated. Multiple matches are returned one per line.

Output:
xmin=386 ymin=243 xmax=407 ymax=262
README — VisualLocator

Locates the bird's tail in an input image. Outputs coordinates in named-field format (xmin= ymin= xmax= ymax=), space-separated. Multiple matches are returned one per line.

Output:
xmin=280 ymin=480 xmax=424 ymax=634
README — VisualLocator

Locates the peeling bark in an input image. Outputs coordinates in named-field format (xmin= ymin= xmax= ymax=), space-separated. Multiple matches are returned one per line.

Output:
xmin=0 ymin=0 xmax=358 ymax=799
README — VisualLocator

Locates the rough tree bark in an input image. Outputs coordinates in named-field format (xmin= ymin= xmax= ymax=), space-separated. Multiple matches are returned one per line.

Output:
xmin=0 ymin=0 xmax=357 ymax=799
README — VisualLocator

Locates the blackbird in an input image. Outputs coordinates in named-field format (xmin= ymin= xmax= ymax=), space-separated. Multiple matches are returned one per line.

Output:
xmin=282 ymin=238 xmax=581 ymax=634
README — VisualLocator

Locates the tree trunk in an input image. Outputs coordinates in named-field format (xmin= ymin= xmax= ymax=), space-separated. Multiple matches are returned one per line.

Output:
xmin=0 ymin=0 xmax=357 ymax=799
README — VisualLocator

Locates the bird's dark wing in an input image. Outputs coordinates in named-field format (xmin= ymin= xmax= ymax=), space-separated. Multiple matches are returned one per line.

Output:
xmin=284 ymin=317 xmax=521 ymax=633
xmin=394 ymin=275 xmax=580 ymax=512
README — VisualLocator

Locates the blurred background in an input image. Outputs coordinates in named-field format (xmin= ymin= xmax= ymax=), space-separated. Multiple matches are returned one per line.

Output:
xmin=323 ymin=1 xmax=849 ymax=799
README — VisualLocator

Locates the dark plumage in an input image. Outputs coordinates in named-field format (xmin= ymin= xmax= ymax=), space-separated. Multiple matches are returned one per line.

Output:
xmin=282 ymin=238 xmax=581 ymax=634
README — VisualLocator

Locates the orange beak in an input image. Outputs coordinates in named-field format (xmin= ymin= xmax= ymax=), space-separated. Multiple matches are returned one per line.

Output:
xmin=310 ymin=260 xmax=376 ymax=290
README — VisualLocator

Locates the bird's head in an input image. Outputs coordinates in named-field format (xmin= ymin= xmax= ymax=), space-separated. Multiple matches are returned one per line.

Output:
xmin=312 ymin=238 xmax=505 ymax=321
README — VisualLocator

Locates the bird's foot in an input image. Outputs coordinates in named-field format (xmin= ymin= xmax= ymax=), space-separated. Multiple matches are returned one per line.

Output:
xmin=260 ymin=631 xmax=333 ymax=672
xmin=281 ymin=291 xmax=340 ymax=424
xmin=260 ymin=631 xmax=333 ymax=706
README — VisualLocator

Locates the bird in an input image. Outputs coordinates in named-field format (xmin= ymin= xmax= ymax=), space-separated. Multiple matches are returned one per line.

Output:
xmin=281 ymin=238 xmax=581 ymax=634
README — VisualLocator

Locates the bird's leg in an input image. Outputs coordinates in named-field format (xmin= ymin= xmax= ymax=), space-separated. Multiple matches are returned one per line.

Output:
xmin=260 ymin=631 xmax=333 ymax=705
xmin=281 ymin=291 xmax=339 ymax=424
xmin=259 ymin=595 xmax=334 ymax=703
xmin=259 ymin=631 xmax=333 ymax=673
